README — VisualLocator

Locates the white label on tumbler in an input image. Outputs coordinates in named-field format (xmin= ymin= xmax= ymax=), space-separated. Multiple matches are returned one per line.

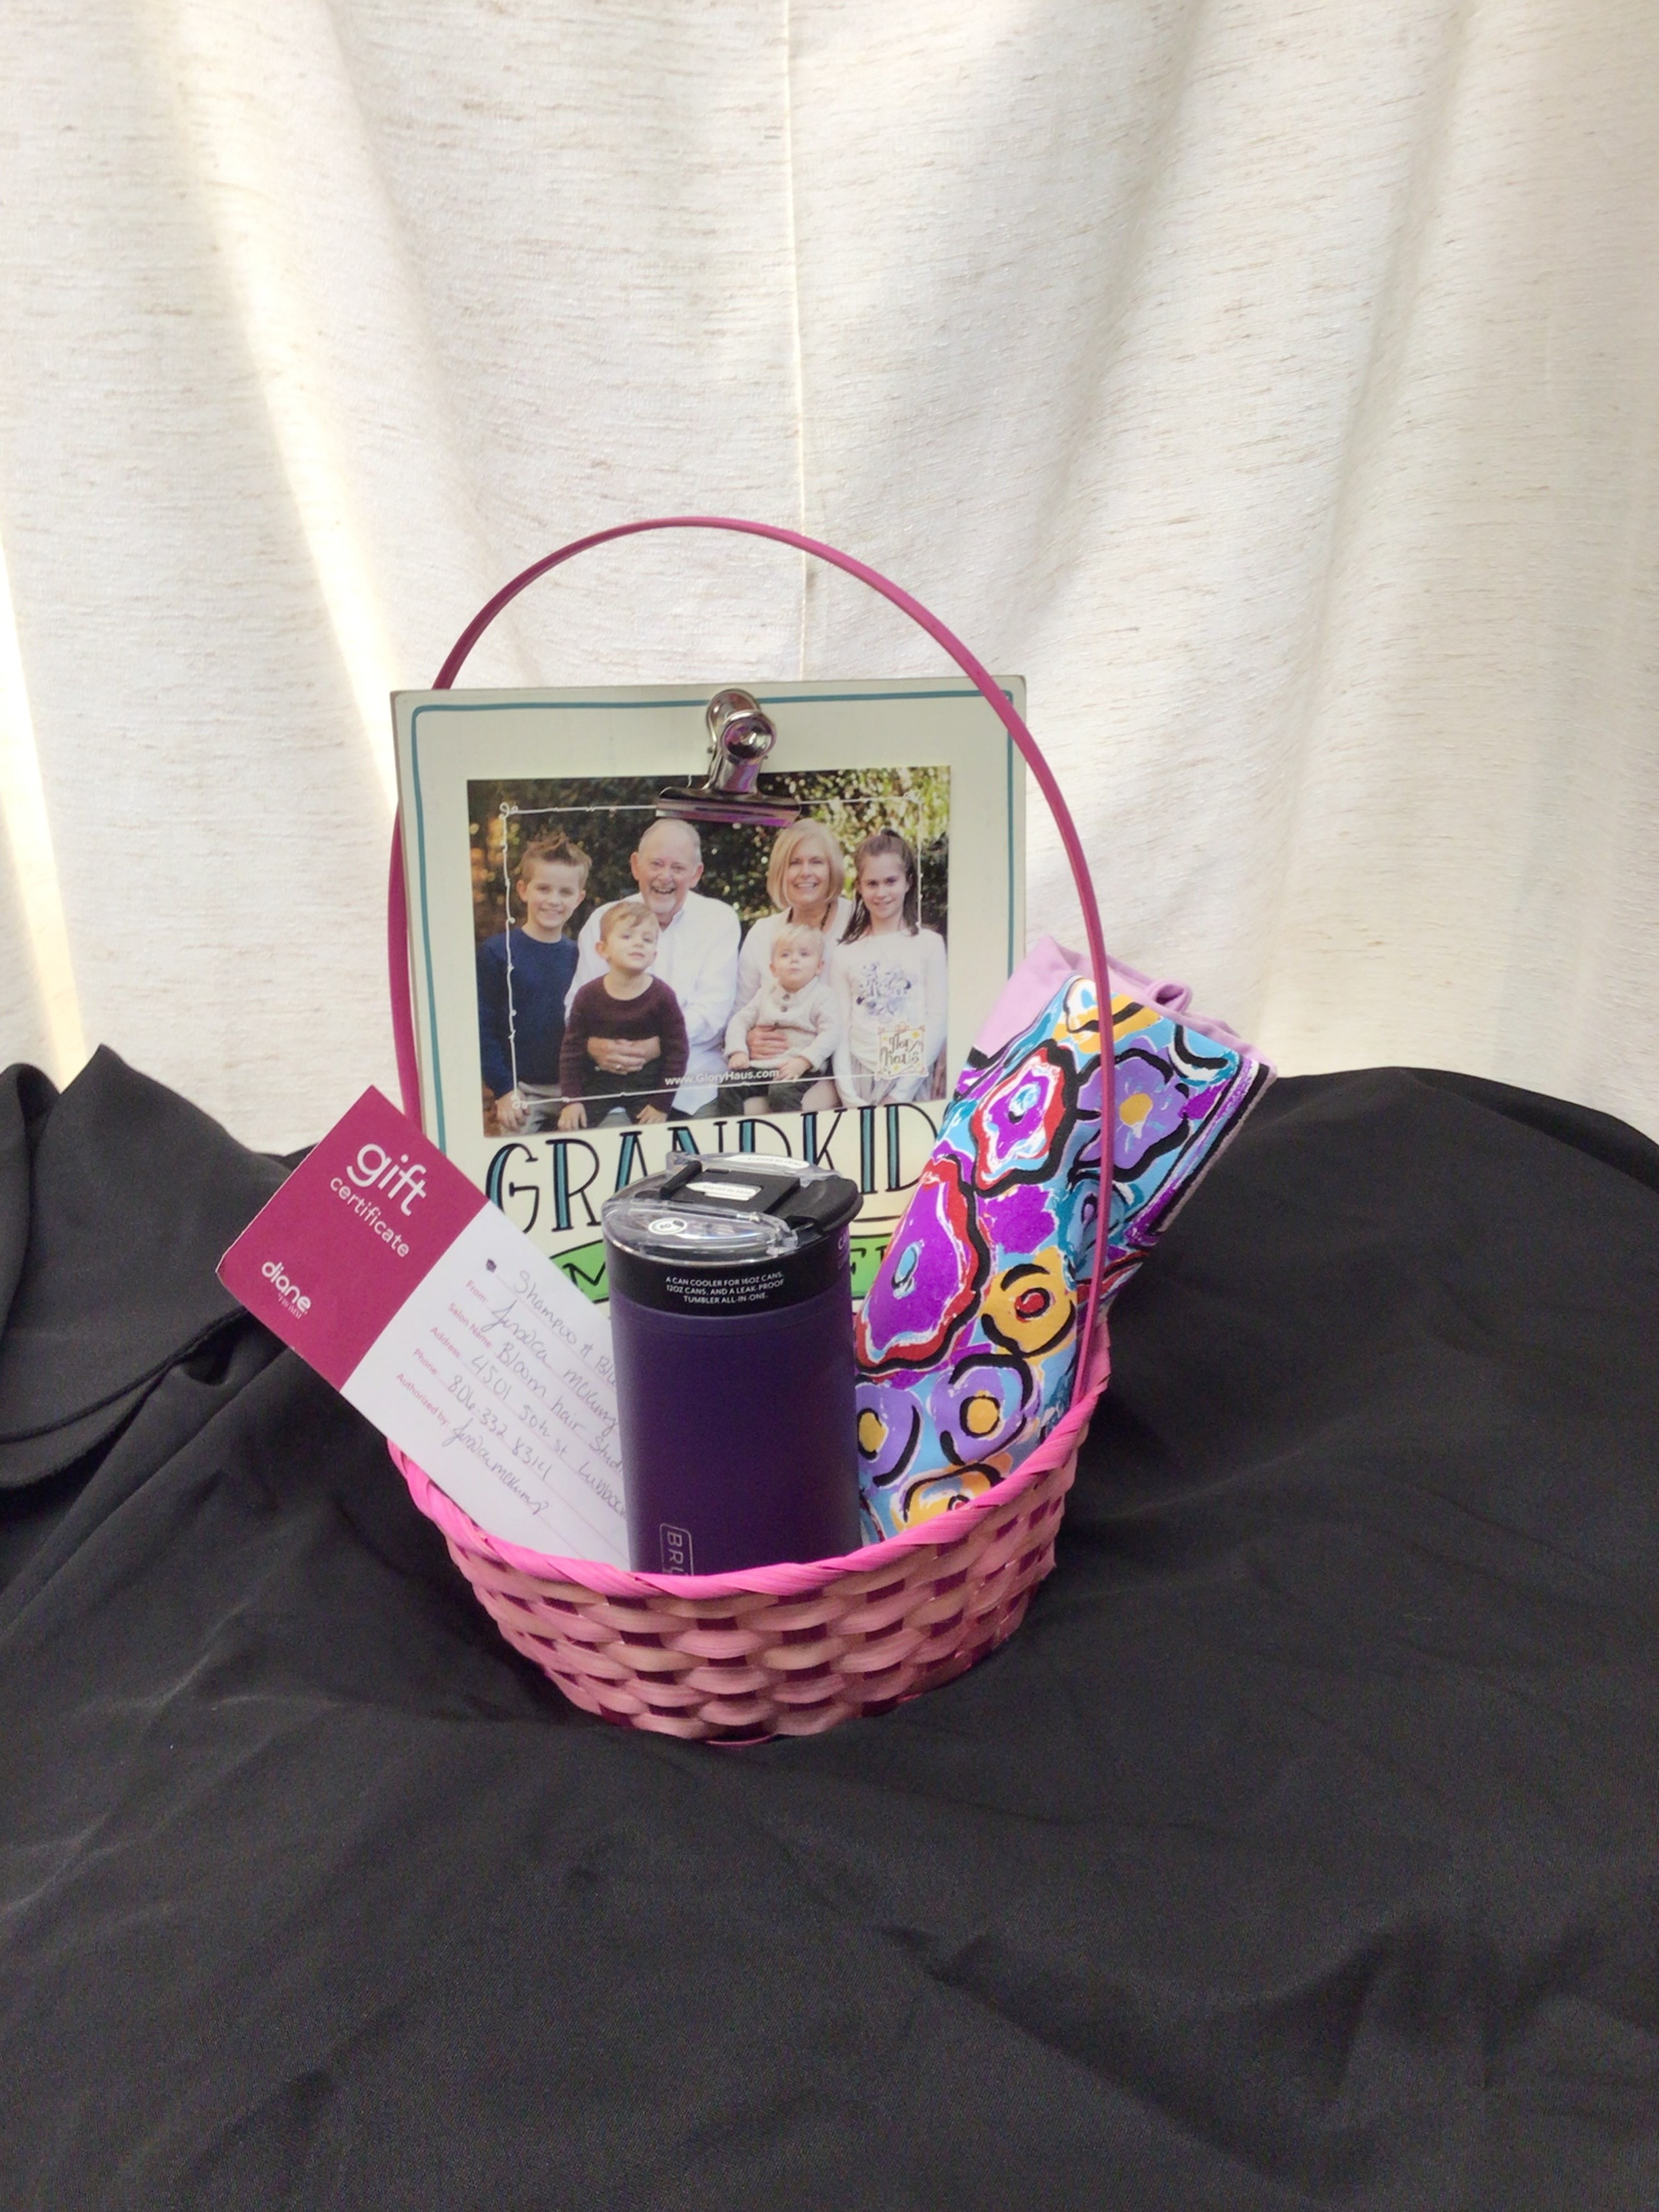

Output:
xmin=218 ymin=1086 xmax=630 ymax=1565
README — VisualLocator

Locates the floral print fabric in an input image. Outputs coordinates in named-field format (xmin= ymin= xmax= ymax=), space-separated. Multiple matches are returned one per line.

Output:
xmin=855 ymin=977 xmax=1271 ymax=1537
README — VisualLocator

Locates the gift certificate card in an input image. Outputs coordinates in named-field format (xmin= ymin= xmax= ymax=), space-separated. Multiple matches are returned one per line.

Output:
xmin=218 ymin=1088 xmax=628 ymax=1565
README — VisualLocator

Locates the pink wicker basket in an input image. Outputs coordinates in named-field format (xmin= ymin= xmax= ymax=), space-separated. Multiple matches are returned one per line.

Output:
xmin=386 ymin=519 xmax=1115 ymax=1741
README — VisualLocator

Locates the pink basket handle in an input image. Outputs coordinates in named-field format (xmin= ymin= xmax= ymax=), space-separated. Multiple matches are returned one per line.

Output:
xmin=387 ymin=516 xmax=1115 ymax=1376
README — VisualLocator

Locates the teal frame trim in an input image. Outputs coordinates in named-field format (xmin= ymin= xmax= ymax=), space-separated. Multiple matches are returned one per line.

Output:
xmin=407 ymin=710 xmax=444 ymax=1147
xmin=406 ymin=687 xmax=1020 ymax=1151
xmin=1006 ymin=731 xmax=1017 ymax=974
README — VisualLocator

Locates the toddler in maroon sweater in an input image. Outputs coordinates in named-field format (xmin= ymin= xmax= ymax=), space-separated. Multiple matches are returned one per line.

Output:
xmin=558 ymin=901 xmax=689 ymax=1127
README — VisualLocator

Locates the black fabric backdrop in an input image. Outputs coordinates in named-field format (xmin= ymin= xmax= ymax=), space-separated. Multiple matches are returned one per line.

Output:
xmin=1 ymin=1049 xmax=1656 ymax=2210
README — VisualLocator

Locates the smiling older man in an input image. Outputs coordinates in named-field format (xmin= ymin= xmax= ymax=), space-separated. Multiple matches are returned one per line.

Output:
xmin=565 ymin=817 xmax=739 ymax=1113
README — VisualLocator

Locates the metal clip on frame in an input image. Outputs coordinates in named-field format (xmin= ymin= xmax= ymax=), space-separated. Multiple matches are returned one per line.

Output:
xmin=655 ymin=687 xmax=803 ymax=832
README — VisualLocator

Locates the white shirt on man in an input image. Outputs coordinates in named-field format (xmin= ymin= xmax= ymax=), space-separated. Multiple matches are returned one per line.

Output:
xmin=568 ymin=889 xmax=740 ymax=1112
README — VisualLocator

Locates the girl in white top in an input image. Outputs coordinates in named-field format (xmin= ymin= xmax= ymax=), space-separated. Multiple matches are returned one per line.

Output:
xmin=831 ymin=830 xmax=949 ymax=1107
xmin=734 ymin=818 xmax=855 ymax=1066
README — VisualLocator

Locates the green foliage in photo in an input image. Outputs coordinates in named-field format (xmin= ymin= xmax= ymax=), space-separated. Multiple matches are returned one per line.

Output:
xmin=467 ymin=766 xmax=950 ymax=947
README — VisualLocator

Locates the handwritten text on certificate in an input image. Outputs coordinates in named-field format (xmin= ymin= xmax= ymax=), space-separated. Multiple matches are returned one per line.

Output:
xmin=218 ymin=1087 xmax=630 ymax=1564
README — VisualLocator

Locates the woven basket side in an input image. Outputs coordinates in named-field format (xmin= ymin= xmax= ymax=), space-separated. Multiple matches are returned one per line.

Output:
xmin=392 ymin=1324 xmax=1108 ymax=1601
xmin=444 ymin=1434 xmax=1082 ymax=1740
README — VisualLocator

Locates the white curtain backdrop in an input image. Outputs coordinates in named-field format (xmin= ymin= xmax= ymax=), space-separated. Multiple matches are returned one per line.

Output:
xmin=2 ymin=1 xmax=1655 ymax=1151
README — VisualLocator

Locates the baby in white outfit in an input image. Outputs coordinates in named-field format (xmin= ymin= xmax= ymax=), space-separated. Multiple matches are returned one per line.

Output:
xmin=722 ymin=923 xmax=841 ymax=1114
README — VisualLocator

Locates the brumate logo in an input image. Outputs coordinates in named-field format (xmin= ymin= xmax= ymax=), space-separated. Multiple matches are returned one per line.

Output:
xmin=345 ymin=1143 xmax=428 ymax=1216
xmin=260 ymin=1258 xmax=311 ymax=1315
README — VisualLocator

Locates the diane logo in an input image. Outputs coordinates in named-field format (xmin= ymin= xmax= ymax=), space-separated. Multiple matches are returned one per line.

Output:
xmin=260 ymin=1257 xmax=311 ymax=1315
xmin=344 ymin=1142 xmax=429 ymax=1216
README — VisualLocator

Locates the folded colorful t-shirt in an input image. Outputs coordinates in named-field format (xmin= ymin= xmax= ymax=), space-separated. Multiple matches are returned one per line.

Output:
xmin=854 ymin=943 xmax=1271 ymax=1537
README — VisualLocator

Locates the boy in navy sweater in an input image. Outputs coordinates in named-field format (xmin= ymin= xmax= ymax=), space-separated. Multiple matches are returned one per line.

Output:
xmin=476 ymin=835 xmax=590 ymax=1132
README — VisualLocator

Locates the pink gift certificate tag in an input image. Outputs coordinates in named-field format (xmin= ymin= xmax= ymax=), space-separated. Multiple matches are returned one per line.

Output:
xmin=218 ymin=1088 xmax=629 ymax=1565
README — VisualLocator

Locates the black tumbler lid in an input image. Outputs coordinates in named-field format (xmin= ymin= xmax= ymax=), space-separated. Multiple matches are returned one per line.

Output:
xmin=602 ymin=1154 xmax=861 ymax=1270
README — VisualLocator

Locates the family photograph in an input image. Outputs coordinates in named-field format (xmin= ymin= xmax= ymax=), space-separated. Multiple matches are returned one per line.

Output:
xmin=468 ymin=769 xmax=951 ymax=1138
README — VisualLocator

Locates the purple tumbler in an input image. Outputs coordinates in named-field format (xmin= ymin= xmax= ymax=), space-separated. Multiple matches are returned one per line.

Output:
xmin=602 ymin=1156 xmax=862 ymax=1574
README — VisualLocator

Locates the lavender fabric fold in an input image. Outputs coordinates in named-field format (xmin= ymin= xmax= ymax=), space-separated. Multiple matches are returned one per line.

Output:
xmin=854 ymin=942 xmax=1272 ymax=1537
